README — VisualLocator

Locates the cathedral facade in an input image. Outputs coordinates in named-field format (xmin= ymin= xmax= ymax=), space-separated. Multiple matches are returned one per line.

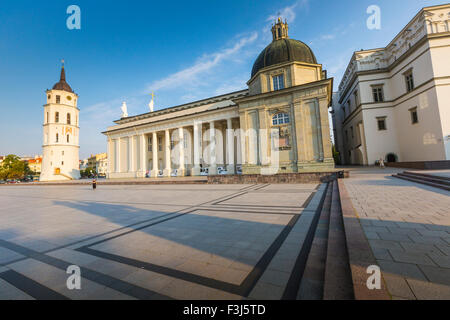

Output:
xmin=103 ymin=19 xmax=334 ymax=178
xmin=40 ymin=64 xmax=81 ymax=181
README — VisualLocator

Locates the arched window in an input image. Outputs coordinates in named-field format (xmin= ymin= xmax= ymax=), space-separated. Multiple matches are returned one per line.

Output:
xmin=272 ymin=113 xmax=290 ymax=126
xmin=67 ymin=113 xmax=71 ymax=125
xmin=56 ymin=133 xmax=59 ymax=142
xmin=67 ymin=134 xmax=70 ymax=143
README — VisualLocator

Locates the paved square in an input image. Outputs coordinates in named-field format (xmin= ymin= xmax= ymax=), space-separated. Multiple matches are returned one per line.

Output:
xmin=343 ymin=168 xmax=450 ymax=300
xmin=0 ymin=183 xmax=323 ymax=300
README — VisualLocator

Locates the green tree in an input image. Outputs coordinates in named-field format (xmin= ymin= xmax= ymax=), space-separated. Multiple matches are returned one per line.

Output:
xmin=332 ymin=145 xmax=341 ymax=165
xmin=0 ymin=154 xmax=32 ymax=180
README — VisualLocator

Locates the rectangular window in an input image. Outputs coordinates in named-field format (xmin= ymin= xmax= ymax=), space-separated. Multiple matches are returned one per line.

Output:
xmin=55 ymin=112 xmax=59 ymax=123
xmin=372 ymin=86 xmax=384 ymax=102
xmin=350 ymin=126 xmax=354 ymax=138
xmin=405 ymin=71 xmax=414 ymax=92
xmin=354 ymin=90 xmax=359 ymax=106
xmin=410 ymin=107 xmax=419 ymax=124
xmin=67 ymin=113 xmax=71 ymax=125
xmin=345 ymin=130 xmax=348 ymax=141
xmin=56 ymin=95 xmax=60 ymax=104
xmin=273 ymin=74 xmax=285 ymax=91
xmin=158 ymin=137 xmax=162 ymax=152
xmin=148 ymin=136 xmax=152 ymax=152
xmin=377 ymin=117 xmax=387 ymax=131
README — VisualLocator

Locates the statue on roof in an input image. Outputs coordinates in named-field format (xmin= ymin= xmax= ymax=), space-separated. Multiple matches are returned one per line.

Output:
xmin=121 ymin=101 xmax=128 ymax=118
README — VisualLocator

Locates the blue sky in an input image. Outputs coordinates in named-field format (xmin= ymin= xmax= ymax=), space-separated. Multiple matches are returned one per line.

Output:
xmin=0 ymin=0 xmax=446 ymax=159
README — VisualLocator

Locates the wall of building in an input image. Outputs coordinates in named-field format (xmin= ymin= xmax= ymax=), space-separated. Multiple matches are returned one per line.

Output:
xmin=334 ymin=5 xmax=450 ymax=165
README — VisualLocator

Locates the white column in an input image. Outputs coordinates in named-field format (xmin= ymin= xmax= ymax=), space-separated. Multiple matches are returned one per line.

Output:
xmin=163 ymin=129 xmax=171 ymax=177
xmin=192 ymin=122 xmax=201 ymax=176
xmin=226 ymin=118 xmax=235 ymax=174
xmin=129 ymin=136 xmax=135 ymax=173
xmin=178 ymin=127 xmax=185 ymax=176
xmin=209 ymin=121 xmax=217 ymax=175
xmin=117 ymin=137 xmax=121 ymax=173
xmin=141 ymin=134 xmax=147 ymax=177
xmin=150 ymin=132 xmax=158 ymax=177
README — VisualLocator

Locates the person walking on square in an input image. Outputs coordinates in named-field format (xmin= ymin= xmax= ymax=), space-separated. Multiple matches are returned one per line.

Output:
xmin=379 ymin=158 xmax=385 ymax=169
xmin=92 ymin=178 xmax=97 ymax=190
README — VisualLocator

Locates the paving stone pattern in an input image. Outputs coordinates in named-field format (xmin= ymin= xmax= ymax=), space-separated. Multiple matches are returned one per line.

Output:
xmin=0 ymin=183 xmax=323 ymax=300
xmin=343 ymin=167 xmax=450 ymax=300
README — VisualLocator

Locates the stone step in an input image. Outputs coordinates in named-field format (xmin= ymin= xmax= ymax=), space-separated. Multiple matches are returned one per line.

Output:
xmin=393 ymin=174 xmax=450 ymax=191
xmin=403 ymin=171 xmax=450 ymax=182
xmin=323 ymin=181 xmax=354 ymax=300
xmin=297 ymin=181 xmax=333 ymax=299
xmin=399 ymin=172 xmax=450 ymax=186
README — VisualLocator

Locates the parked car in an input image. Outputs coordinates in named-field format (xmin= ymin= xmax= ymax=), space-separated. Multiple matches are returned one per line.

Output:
xmin=0 ymin=180 xmax=6 ymax=184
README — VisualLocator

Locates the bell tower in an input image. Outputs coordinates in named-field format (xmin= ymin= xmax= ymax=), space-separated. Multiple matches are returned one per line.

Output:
xmin=40 ymin=61 xmax=81 ymax=181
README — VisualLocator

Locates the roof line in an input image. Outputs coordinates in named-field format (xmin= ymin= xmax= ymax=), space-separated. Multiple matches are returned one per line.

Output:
xmin=114 ymin=89 xmax=248 ymax=124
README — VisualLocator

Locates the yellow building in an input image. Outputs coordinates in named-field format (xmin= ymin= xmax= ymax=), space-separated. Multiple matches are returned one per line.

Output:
xmin=104 ymin=19 xmax=334 ymax=178
xmin=28 ymin=156 xmax=43 ymax=174
xmin=87 ymin=153 xmax=108 ymax=176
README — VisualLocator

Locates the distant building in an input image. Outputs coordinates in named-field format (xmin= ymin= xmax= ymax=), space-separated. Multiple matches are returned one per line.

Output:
xmin=79 ymin=159 xmax=89 ymax=170
xmin=86 ymin=153 xmax=108 ymax=176
xmin=332 ymin=4 xmax=450 ymax=165
xmin=96 ymin=153 xmax=108 ymax=176
xmin=27 ymin=156 xmax=43 ymax=174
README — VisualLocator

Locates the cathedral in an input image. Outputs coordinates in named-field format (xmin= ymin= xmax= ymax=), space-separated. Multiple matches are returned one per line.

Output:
xmin=103 ymin=19 xmax=334 ymax=178
xmin=40 ymin=63 xmax=81 ymax=181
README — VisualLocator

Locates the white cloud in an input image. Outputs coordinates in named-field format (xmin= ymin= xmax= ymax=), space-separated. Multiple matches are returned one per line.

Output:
xmin=321 ymin=34 xmax=336 ymax=40
xmin=266 ymin=0 xmax=309 ymax=23
xmin=146 ymin=32 xmax=258 ymax=92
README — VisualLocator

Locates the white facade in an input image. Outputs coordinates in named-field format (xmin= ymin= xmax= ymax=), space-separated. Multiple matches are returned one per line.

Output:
xmin=104 ymin=91 xmax=245 ymax=178
xmin=332 ymin=4 xmax=450 ymax=165
xmin=97 ymin=157 xmax=108 ymax=176
xmin=40 ymin=65 xmax=81 ymax=181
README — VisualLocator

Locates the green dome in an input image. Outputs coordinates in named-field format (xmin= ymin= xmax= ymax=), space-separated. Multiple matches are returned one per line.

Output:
xmin=251 ymin=38 xmax=317 ymax=78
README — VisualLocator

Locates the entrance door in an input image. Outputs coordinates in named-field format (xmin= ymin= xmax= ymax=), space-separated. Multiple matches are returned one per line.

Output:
xmin=386 ymin=153 xmax=397 ymax=163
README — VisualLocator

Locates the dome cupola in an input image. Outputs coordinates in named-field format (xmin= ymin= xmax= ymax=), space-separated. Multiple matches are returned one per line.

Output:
xmin=251 ymin=18 xmax=317 ymax=78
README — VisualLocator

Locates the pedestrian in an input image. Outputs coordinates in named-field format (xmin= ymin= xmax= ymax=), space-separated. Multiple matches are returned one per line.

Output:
xmin=92 ymin=178 xmax=97 ymax=190
xmin=379 ymin=158 xmax=385 ymax=169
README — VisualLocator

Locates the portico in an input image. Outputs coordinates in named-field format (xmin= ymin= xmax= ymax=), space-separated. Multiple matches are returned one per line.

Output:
xmin=105 ymin=91 xmax=244 ymax=178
